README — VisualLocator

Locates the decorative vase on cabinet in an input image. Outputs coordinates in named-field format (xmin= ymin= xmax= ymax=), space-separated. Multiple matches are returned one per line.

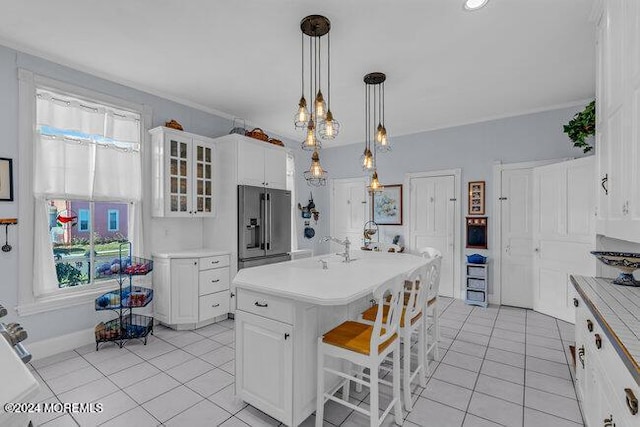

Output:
xmin=150 ymin=126 xmax=215 ymax=218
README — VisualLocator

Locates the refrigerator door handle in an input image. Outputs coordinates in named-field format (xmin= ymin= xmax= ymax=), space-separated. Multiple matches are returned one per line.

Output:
xmin=260 ymin=193 xmax=266 ymax=250
xmin=267 ymin=193 xmax=272 ymax=251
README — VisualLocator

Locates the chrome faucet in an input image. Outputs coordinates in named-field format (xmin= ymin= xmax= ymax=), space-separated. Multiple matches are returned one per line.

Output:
xmin=322 ymin=236 xmax=351 ymax=263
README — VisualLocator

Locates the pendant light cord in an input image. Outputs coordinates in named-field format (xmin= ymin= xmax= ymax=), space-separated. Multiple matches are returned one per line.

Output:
xmin=327 ymin=33 xmax=331 ymax=111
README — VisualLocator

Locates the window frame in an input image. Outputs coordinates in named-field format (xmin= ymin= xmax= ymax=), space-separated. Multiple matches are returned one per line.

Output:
xmin=17 ymin=70 xmax=151 ymax=316
xmin=78 ymin=208 xmax=90 ymax=232
xmin=107 ymin=209 xmax=120 ymax=232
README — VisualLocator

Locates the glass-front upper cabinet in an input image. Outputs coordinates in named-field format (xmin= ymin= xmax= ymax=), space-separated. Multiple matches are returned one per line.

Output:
xmin=151 ymin=127 xmax=215 ymax=218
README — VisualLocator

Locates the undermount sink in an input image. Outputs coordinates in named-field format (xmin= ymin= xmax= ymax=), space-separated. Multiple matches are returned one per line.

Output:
xmin=291 ymin=255 xmax=358 ymax=269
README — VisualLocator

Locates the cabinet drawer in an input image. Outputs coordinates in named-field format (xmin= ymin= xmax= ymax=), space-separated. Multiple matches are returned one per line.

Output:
xmin=467 ymin=278 xmax=485 ymax=290
xmin=199 ymin=267 xmax=230 ymax=296
xmin=199 ymin=291 xmax=230 ymax=322
xmin=237 ymin=289 xmax=294 ymax=324
xmin=199 ymin=255 xmax=229 ymax=270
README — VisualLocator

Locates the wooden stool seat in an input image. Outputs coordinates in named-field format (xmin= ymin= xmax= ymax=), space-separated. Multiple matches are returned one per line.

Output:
xmin=323 ymin=321 xmax=397 ymax=356
xmin=362 ymin=304 xmax=422 ymax=328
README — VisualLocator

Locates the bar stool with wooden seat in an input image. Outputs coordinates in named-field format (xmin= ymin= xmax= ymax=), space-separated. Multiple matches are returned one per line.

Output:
xmin=316 ymin=277 xmax=405 ymax=427
xmin=360 ymin=262 xmax=432 ymax=410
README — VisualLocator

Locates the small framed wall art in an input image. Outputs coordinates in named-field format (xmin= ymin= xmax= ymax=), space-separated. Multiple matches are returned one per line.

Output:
xmin=0 ymin=158 xmax=14 ymax=202
xmin=372 ymin=184 xmax=403 ymax=225
xmin=468 ymin=180 xmax=485 ymax=215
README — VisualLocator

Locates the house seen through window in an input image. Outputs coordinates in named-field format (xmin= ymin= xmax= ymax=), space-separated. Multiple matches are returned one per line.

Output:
xmin=34 ymin=88 xmax=142 ymax=291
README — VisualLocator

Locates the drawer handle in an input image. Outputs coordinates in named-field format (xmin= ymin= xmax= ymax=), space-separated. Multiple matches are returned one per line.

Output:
xmin=254 ymin=301 xmax=268 ymax=308
xmin=230 ymin=292 xmax=235 ymax=298
xmin=595 ymin=333 xmax=602 ymax=349
xmin=284 ymin=333 xmax=290 ymax=340
xmin=573 ymin=298 xmax=579 ymax=307
xmin=211 ymin=303 xmax=220 ymax=308
xmin=604 ymin=415 xmax=614 ymax=427
xmin=211 ymin=260 xmax=220 ymax=264
xmin=211 ymin=279 xmax=220 ymax=283
xmin=577 ymin=345 xmax=585 ymax=369
xmin=587 ymin=319 xmax=593 ymax=332
xmin=626 ymin=388 xmax=639 ymax=415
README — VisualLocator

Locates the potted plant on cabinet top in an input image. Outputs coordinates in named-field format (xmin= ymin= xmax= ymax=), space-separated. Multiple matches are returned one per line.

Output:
xmin=563 ymin=100 xmax=595 ymax=153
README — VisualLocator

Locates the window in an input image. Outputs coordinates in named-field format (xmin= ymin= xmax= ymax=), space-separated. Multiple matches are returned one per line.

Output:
xmin=33 ymin=87 xmax=142 ymax=293
xmin=107 ymin=209 xmax=119 ymax=231
xmin=78 ymin=209 xmax=89 ymax=232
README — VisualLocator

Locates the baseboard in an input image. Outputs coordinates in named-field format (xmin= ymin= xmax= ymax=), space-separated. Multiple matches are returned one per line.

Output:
xmin=28 ymin=327 xmax=95 ymax=361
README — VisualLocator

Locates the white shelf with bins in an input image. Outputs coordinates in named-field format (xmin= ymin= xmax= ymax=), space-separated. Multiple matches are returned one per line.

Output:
xmin=465 ymin=262 xmax=488 ymax=308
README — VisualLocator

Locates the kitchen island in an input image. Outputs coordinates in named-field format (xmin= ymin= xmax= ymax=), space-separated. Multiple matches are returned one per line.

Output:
xmin=232 ymin=251 xmax=427 ymax=426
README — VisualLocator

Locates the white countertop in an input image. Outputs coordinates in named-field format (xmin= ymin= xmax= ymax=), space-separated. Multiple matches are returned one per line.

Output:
xmin=0 ymin=338 xmax=39 ymax=423
xmin=233 ymin=251 xmax=427 ymax=305
xmin=153 ymin=249 xmax=231 ymax=259
xmin=571 ymin=275 xmax=640 ymax=385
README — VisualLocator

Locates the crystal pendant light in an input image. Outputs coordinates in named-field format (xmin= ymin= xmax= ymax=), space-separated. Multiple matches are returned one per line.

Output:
xmin=304 ymin=149 xmax=328 ymax=186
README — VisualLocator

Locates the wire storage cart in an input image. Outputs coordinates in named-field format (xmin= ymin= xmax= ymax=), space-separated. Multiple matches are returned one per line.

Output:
xmin=94 ymin=242 xmax=154 ymax=350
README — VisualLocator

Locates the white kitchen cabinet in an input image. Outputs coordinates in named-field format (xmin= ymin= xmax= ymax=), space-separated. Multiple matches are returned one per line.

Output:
xmin=152 ymin=251 xmax=231 ymax=329
xmin=237 ymin=138 xmax=287 ymax=190
xmin=150 ymin=127 xmax=215 ymax=218
xmin=594 ymin=0 xmax=640 ymax=242
xmin=235 ymin=310 xmax=293 ymax=426
xmin=571 ymin=277 xmax=640 ymax=427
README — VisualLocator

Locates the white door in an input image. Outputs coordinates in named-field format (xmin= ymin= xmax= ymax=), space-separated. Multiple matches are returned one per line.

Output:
xmin=409 ymin=175 xmax=456 ymax=298
xmin=533 ymin=157 xmax=596 ymax=323
xmin=170 ymin=258 xmax=199 ymax=323
xmin=235 ymin=311 xmax=293 ymax=425
xmin=499 ymin=168 xmax=534 ymax=308
xmin=330 ymin=178 xmax=368 ymax=248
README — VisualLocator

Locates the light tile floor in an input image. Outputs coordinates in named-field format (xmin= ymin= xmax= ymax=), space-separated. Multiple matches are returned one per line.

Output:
xmin=27 ymin=299 xmax=584 ymax=426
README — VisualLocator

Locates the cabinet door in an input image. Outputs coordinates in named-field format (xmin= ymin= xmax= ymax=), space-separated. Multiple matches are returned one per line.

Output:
xmin=238 ymin=142 xmax=266 ymax=187
xmin=235 ymin=311 xmax=292 ymax=425
xmin=165 ymin=135 xmax=193 ymax=217
xmin=170 ymin=258 xmax=199 ymax=323
xmin=192 ymin=140 xmax=214 ymax=216
xmin=264 ymin=147 xmax=287 ymax=190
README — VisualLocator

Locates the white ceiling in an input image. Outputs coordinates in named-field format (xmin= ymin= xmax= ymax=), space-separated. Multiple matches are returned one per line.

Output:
xmin=0 ymin=0 xmax=595 ymax=146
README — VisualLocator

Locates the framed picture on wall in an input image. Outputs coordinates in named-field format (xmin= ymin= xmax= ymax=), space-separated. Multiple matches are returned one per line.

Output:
xmin=468 ymin=181 xmax=485 ymax=215
xmin=372 ymin=184 xmax=403 ymax=225
xmin=0 ymin=158 xmax=14 ymax=202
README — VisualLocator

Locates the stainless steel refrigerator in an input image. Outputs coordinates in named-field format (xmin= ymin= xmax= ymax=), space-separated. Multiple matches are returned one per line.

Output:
xmin=238 ymin=185 xmax=291 ymax=269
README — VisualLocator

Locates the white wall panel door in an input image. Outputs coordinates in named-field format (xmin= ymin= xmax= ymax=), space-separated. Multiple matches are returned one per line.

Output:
xmin=500 ymin=168 xmax=534 ymax=308
xmin=330 ymin=178 xmax=368 ymax=248
xmin=409 ymin=175 xmax=456 ymax=297
xmin=533 ymin=157 xmax=596 ymax=323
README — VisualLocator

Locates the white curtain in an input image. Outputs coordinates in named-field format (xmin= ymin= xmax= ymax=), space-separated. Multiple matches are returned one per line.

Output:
xmin=33 ymin=89 xmax=143 ymax=296
xmin=286 ymin=152 xmax=298 ymax=250
xmin=34 ymin=90 xmax=141 ymax=201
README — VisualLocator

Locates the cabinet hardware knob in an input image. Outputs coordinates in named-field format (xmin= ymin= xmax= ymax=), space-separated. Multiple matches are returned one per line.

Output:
xmin=587 ymin=319 xmax=593 ymax=332
xmin=595 ymin=334 xmax=602 ymax=349
xmin=211 ymin=279 xmax=220 ymax=283
xmin=254 ymin=301 xmax=268 ymax=308
xmin=211 ymin=303 xmax=220 ymax=308
xmin=625 ymin=388 xmax=639 ymax=415
xmin=603 ymin=415 xmax=614 ymax=427
xmin=573 ymin=298 xmax=579 ymax=307
xmin=212 ymin=261 xmax=219 ymax=264
xmin=284 ymin=333 xmax=290 ymax=340
xmin=194 ymin=261 xmax=198 ymax=265
xmin=577 ymin=346 xmax=585 ymax=369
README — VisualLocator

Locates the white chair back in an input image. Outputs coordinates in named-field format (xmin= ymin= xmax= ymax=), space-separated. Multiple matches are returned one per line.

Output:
xmin=419 ymin=247 xmax=441 ymax=259
xmin=403 ymin=262 xmax=431 ymax=327
xmin=426 ymin=255 xmax=442 ymax=300
xmin=370 ymin=277 xmax=404 ymax=356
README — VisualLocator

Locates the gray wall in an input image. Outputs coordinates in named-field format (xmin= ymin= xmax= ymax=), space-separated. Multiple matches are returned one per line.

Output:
xmin=0 ymin=43 xmax=306 ymax=343
xmin=320 ymin=106 xmax=592 ymax=287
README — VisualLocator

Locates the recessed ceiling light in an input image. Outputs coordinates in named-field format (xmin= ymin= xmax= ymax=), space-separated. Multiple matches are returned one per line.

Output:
xmin=464 ymin=0 xmax=489 ymax=11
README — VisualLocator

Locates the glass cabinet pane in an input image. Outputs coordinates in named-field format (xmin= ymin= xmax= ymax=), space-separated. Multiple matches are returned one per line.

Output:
xmin=180 ymin=143 xmax=187 ymax=158
xmin=205 ymin=147 xmax=211 ymax=163
xmin=197 ymin=146 xmax=203 ymax=161
xmin=180 ymin=160 xmax=187 ymax=176
xmin=180 ymin=196 xmax=187 ymax=211
xmin=205 ymin=198 xmax=211 ymax=212
xmin=205 ymin=181 xmax=211 ymax=196
xmin=170 ymin=141 xmax=178 ymax=157
xmin=170 ymin=177 xmax=178 ymax=193
xmin=170 ymin=196 xmax=178 ymax=212
xmin=205 ymin=164 xmax=211 ymax=179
